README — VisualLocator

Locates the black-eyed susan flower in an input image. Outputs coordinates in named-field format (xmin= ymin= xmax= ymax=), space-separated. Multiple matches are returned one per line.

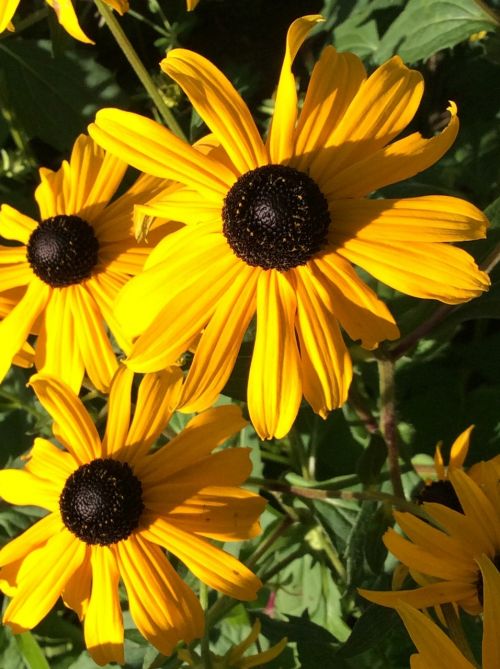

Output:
xmin=0 ymin=370 xmax=264 ymax=665
xmin=178 ymin=619 xmax=287 ymax=668
xmin=0 ymin=134 xmax=169 ymax=393
xmin=0 ymin=0 xmax=129 ymax=43
xmin=360 ymin=464 xmax=500 ymax=614
xmin=396 ymin=554 xmax=500 ymax=669
xmin=89 ymin=15 xmax=489 ymax=439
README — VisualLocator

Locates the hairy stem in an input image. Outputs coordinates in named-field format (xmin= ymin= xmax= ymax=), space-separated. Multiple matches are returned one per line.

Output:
xmin=378 ymin=357 xmax=405 ymax=499
xmin=94 ymin=0 xmax=186 ymax=139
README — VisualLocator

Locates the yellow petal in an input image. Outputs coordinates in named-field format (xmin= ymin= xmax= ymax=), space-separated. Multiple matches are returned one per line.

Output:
xmin=101 ymin=366 xmax=134 ymax=458
xmin=0 ymin=513 xmax=62 ymax=568
xmin=179 ymin=263 xmax=258 ymax=413
xmin=294 ymin=266 xmax=352 ymax=417
xmin=327 ymin=102 xmax=459 ymax=198
xmin=239 ymin=636 xmax=288 ymax=669
xmin=359 ymin=580 xmax=474 ymax=609
xmin=267 ymin=15 xmax=324 ymax=164
xmin=96 ymin=172 xmax=166 ymax=242
xmin=0 ymin=261 xmax=32 ymax=292
xmin=393 ymin=512 xmax=475 ymax=573
xmin=45 ymin=0 xmax=94 ymax=44
xmin=104 ymin=0 xmax=129 ymax=14
xmin=384 ymin=528 xmax=474 ymax=581
xmin=0 ymin=205 xmax=37 ymax=243
xmin=124 ymin=367 xmax=184 ymax=464
xmin=3 ymin=528 xmax=86 ymax=633
xmin=85 ymin=272 xmax=131 ymax=354
xmin=136 ymin=405 xmax=247 ymax=482
xmin=329 ymin=196 xmax=488 ymax=244
xmin=477 ymin=554 xmax=500 ymax=669
xmin=0 ymin=279 xmax=50 ymax=384
xmin=247 ymin=270 xmax=302 ymax=439
xmin=450 ymin=471 xmax=500 ymax=554
xmin=65 ymin=134 xmax=127 ymax=223
xmin=293 ymin=46 xmax=366 ymax=175
xmin=114 ymin=223 xmax=228 ymax=340
xmin=34 ymin=286 xmax=85 ymax=394
xmin=161 ymin=49 xmax=267 ymax=173
xmin=62 ymin=548 xmax=91 ymax=620
xmin=0 ymin=0 xmax=20 ymax=33
xmin=311 ymin=253 xmax=399 ymax=349
xmin=29 ymin=374 xmax=101 ymax=464
xmin=34 ymin=165 xmax=68 ymax=219
xmin=166 ymin=488 xmax=265 ymax=541
xmin=312 ymin=56 xmax=424 ymax=184
xmin=434 ymin=443 xmax=445 ymax=480
xmin=449 ymin=426 xmax=474 ymax=470
xmin=89 ymin=109 xmax=234 ymax=199
xmin=143 ymin=448 xmax=254 ymax=502
xmin=396 ymin=602 xmax=474 ymax=669
xmin=24 ymin=437 xmax=76 ymax=487
xmin=186 ymin=0 xmax=200 ymax=9
xmin=141 ymin=518 xmax=262 ymax=600
xmin=336 ymin=238 xmax=490 ymax=304
xmin=116 ymin=535 xmax=203 ymax=655
xmin=126 ymin=252 xmax=242 ymax=372
xmin=84 ymin=546 xmax=124 ymax=666
xmin=72 ymin=284 xmax=118 ymax=393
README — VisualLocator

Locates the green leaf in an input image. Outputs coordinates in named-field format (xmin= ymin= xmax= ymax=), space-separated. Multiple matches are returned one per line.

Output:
xmin=14 ymin=632 xmax=50 ymax=669
xmin=337 ymin=605 xmax=400 ymax=658
xmin=0 ymin=40 xmax=123 ymax=151
xmin=375 ymin=0 xmax=499 ymax=63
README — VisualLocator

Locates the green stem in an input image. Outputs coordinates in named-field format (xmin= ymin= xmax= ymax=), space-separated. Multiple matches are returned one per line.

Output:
xmin=252 ymin=478 xmax=425 ymax=518
xmin=442 ymin=604 xmax=479 ymax=667
xmin=377 ymin=357 xmax=405 ymax=499
xmin=93 ymin=0 xmax=186 ymax=140
xmin=199 ymin=582 xmax=212 ymax=669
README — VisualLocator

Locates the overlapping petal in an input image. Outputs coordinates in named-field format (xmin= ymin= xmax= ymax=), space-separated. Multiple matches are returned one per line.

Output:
xmin=162 ymin=49 xmax=267 ymax=173
xmin=29 ymin=374 xmax=101 ymax=464
xmin=248 ymin=271 xmax=302 ymax=439
xmin=267 ymin=15 xmax=324 ymax=163
xmin=89 ymin=109 xmax=235 ymax=199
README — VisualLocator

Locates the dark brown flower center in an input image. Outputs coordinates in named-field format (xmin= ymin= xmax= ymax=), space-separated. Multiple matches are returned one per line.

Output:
xmin=59 ymin=458 xmax=144 ymax=545
xmin=27 ymin=215 xmax=99 ymax=287
xmin=416 ymin=479 xmax=463 ymax=513
xmin=222 ymin=164 xmax=330 ymax=271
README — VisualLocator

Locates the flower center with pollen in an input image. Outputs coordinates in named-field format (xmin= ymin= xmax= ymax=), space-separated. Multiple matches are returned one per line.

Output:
xmin=27 ymin=215 xmax=99 ymax=287
xmin=59 ymin=458 xmax=144 ymax=545
xmin=222 ymin=164 xmax=330 ymax=272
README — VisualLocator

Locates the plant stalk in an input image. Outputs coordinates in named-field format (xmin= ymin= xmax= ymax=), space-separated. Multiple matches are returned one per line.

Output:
xmin=94 ymin=0 xmax=186 ymax=139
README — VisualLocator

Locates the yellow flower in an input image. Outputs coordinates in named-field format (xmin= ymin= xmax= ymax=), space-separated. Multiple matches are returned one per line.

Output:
xmin=396 ymin=555 xmax=500 ymax=669
xmin=89 ymin=15 xmax=489 ymax=439
xmin=0 ymin=134 xmax=168 ymax=393
xmin=360 ymin=464 xmax=500 ymax=614
xmin=0 ymin=0 xmax=129 ymax=44
xmin=178 ymin=619 xmax=287 ymax=668
xmin=186 ymin=0 xmax=201 ymax=10
xmin=0 ymin=370 xmax=264 ymax=665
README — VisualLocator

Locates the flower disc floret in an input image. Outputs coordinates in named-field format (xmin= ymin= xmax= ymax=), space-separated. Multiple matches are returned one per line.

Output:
xmin=222 ymin=164 xmax=330 ymax=271
xmin=59 ymin=458 xmax=144 ymax=545
xmin=27 ymin=214 xmax=99 ymax=287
